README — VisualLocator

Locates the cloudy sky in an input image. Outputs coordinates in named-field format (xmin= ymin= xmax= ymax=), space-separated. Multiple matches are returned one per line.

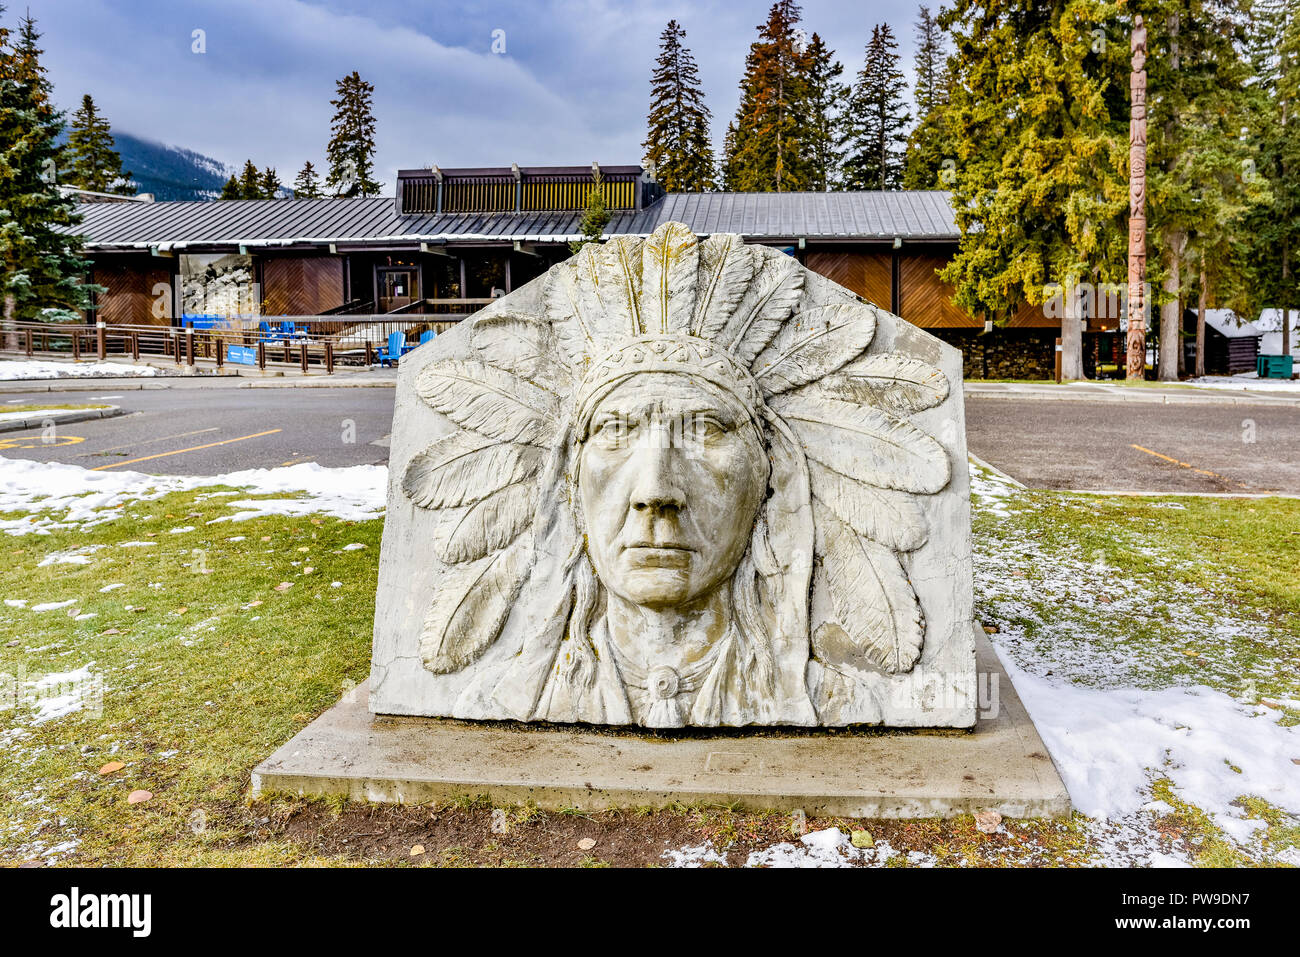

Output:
xmin=21 ymin=0 xmax=929 ymax=188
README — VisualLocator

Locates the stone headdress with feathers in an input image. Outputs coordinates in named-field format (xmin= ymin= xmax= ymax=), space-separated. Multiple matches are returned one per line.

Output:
xmin=400 ymin=222 xmax=952 ymax=724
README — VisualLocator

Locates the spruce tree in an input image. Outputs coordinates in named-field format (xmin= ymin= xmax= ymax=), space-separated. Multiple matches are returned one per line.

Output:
xmin=238 ymin=159 xmax=262 ymax=199
xmin=65 ymin=94 xmax=132 ymax=193
xmin=722 ymin=0 xmax=814 ymax=192
xmin=937 ymin=1 xmax=1129 ymax=380
xmin=293 ymin=160 xmax=323 ymax=198
xmin=260 ymin=166 xmax=282 ymax=199
xmin=842 ymin=24 xmax=911 ymax=190
xmin=803 ymin=33 xmax=848 ymax=190
xmin=219 ymin=174 xmax=242 ymax=200
xmin=326 ymin=71 xmax=381 ymax=197
xmin=903 ymin=6 xmax=955 ymax=189
xmin=643 ymin=20 xmax=715 ymax=191
xmin=0 ymin=9 xmax=92 ymax=334
xmin=569 ymin=171 xmax=611 ymax=254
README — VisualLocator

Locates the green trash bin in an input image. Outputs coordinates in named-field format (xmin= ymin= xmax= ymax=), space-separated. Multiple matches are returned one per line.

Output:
xmin=1257 ymin=354 xmax=1295 ymax=379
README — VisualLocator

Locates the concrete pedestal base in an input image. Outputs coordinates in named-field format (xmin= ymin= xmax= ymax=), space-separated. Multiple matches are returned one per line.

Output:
xmin=252 ymin=627 xmax=1070 ymax=819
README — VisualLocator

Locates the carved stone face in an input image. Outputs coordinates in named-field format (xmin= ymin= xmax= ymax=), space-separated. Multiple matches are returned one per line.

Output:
xmin=578 ymin=372 xmax=768 ymax=609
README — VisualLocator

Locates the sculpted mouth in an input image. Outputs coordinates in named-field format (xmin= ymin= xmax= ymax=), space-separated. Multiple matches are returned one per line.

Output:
xmin=623 ymin=543 xmax=693 ymax=568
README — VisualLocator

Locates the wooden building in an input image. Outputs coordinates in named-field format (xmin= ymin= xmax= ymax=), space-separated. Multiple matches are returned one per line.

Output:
xmin=65 ymin=165 xmax=1079 ymax=377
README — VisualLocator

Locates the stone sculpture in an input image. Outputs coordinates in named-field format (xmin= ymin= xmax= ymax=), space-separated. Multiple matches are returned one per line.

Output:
xmin=370 ymin=222 xmax=975 ymax=728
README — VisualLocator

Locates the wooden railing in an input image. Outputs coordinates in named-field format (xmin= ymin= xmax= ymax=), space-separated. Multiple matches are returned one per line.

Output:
xmin=0 ymin=308 xmax=485 ymax=374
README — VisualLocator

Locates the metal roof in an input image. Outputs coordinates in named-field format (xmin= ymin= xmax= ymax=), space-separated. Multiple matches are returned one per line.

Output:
xmin=68 ymin=191 xmax=959 ymax=251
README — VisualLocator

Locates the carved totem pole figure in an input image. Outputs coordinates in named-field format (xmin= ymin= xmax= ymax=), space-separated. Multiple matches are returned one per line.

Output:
xmin=1127 ymin=15 xmax=1149 ymax=380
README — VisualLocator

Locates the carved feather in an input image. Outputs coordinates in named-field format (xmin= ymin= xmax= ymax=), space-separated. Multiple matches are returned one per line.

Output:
xmin=807 ymin=461 xmax=928 ymax=552
xmin=415 ymin=359 xmax=559 ymax=446
xmin=402 ymin=432 xmax=545 ymax=510
xmin=576 ymin=237 xmax=643 ymax=338
xmin=640 ymin=222 xmax=698 ymax=335
xmin=819 ymin=353 xmax=950 ymax=415
xmin=814 ymin=509 xmax=925 ymax=674
xmin=692 ymin=234 xmax=756 ymax=340
xmin=719 ymin=247 xmax=805 ymax=365
xmin=751 ymin=303 xmax=877 ymax=395
xmin=472 ymin=313 xmax=572 ymax=387
xmin=771 ymin=392 xmax=950 ymax=494
xmin=432 ymin=481 xmax=536 ymax=564
xmin=542 ymin=261 xmax=603 ymax=367
xmin=419 ymin=534 xmax=530 ymax=674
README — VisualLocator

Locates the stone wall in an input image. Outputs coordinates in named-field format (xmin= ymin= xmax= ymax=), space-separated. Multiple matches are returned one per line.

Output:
xmin=934 ymin=329 xmax=1058 ymax=380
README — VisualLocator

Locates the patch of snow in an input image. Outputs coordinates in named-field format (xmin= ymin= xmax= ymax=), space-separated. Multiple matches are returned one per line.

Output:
xmin=36 ymin=545 xmax=104 ymax=567
xmin=0 ymin=360 xmax=159 ymax=380
xmin=98 ymin=583 xmax=125 ymax=593
xmin=30 ymin=600 xmax=76 ymax=612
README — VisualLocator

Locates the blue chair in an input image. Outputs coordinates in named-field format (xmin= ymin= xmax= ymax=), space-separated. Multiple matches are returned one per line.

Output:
xmin=378 ymin=330 xmax=407 ymax=367
xmin=419 ymin=330 xmax=435 ymax=346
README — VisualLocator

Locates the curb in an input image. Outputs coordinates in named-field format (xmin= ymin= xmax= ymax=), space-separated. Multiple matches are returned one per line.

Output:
xmin=0 ymin=376 xmax=396 ymax=393
xmin=0 ymin=405 xmax=125 ymax=433
xmin=965 ymin=388 xmax=1300 ymax=408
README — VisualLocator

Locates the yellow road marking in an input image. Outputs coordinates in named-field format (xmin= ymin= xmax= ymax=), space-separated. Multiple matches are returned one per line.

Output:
xmin=1130 ymin=444 xmax=1248 ymax=488
xmin=92 ymin=428 xmax=219 ymax=455
xmin=0 ymin=435 xmax=85 ymax=450
xmin=90 ymin=430 xmax=282 ymax=471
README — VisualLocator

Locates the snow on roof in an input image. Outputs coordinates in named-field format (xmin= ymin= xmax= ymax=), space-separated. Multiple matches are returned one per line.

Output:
xmin=1204 ymin=309 xmax=1261 ymax=338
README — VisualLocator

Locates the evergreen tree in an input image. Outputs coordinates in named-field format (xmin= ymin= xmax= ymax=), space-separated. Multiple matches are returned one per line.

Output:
xmin=1237 ymin=0 xmax=1299 ymax=359
xmin=293 ymin=160 xmax=323 ymax=198
xmin=1144 ymin=0 xmax=1262 ymax=379
xmin=722 ymin=0 xmax=815 ymax=192
xmin=326 ymin=71 xmax=381 ymax=197
xmin=219 ymin=174 xmax=242 ymax=200
xmin=569 ymin=171 xmax=611 ymax=254
xmin=643 ymin=20 xmax=715 ymax=191
xmin=0 ymin=8 xmax=92 ymax=334
xmin=238 ymin=159 xmax=262 ymax=199
xmin=803 ymin=33 xmax=848 ymax=190
xmin=937 ymin=1 xmax=1129 ymax=379
xmin=903 ymin=6 xmax=955 ymax=189
xmin=260 ymin=166 xmax=282 ymax=199
xmin=64 ymin=94 xmax=132 ymax=193
xmin=842 ymin=24 xmax=911 ymax=190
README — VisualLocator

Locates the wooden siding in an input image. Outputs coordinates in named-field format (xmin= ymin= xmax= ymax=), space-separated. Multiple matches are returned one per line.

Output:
xmin=92 ymin=257 xmax=172 ymax=325
xmin=899 ymin=253 xmax=979 ymax=328
xmin=261 ymin=256 xmax=344 ymax=316
xmin=804 ymin=251 xmax=892 ymax=311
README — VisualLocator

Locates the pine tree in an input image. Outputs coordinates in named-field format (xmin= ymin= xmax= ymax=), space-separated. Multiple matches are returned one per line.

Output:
xmin=1145 ymin=1 xmax=1262 ymax=380
xmin=803 ymin=33 xmax=848 ymax=190
xmin=903 ymin=6 xmax=955 ymax=189
xmin=260 ymin=166 xmax=282 ymax=199
xmin=238 ymin=159 xmax=262 ymax=199
xmin=722 ymin=0 xmax=815 ymax=192
xmin=0 ymin=8 xmax=92 ymax=333
xmin=64 ymin=94 xmax=132 ymax=193
xmin=937 ymin=1 xmax=1129 ymax=380
xmin=569 ymin=171 xmax=611 ymax=254
xmin=643 ymin=20 xmax=715 ymax=191
xmin=326 ymin=71 xmax=381 ymax=197
xmin=842 ymin=24 xmax=911 ymax=190
xmin=219 ymin=174 xmax=242 ymax=200
xmin=293 ymin=160 xmax=323 ymax=198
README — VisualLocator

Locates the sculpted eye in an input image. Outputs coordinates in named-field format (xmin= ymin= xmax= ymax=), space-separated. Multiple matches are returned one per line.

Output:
xmin=685 ymin=415 xmax=728 ymax=442
xmin=591 ymin=418 xmax=630 ymax=446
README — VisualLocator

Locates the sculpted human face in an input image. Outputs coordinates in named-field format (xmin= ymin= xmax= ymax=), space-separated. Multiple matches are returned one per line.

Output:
xmin=578 ymin=372 xmax=769 ymax=609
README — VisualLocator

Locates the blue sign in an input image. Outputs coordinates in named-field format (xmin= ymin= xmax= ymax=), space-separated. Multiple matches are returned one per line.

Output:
xmin=226 ymin=345 xmax=256 ymax=366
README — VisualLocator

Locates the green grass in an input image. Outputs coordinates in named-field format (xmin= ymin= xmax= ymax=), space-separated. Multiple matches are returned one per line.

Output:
xmin=1 ymin=476 xmax=1297 ymax=867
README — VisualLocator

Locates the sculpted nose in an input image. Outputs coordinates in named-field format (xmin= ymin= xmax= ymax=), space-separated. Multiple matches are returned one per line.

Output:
xmin=630 ymin=440 xmax=685 ymax=515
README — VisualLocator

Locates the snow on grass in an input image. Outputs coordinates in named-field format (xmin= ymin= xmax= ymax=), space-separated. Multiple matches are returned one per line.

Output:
xmin=0 ymin=359 xmax=159 ymax=380
xmin=0 ymin=455 xmax=386 ymax=535
xmin=0 ymin=407 xmax=106 ymax=423
xmin=1187 ymin=373 xmax=1300 ymax=393
xmin=29 ymin=600 xmax=76 ymax=612
xmin=36 ymin=545 xmax=104 ymax=567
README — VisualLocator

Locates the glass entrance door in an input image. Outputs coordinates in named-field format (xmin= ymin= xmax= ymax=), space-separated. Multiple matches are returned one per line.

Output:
xmin=379 ymin=268 xmax=418 ymax=313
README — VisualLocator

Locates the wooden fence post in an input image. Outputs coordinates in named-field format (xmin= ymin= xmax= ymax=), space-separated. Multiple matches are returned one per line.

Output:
xmin=324 ymin=341 xmax=334 ymax=375
xmin=186 ymin=328 xmax=195 ymax=366
xmin=300 ymin=341 xmax=309 ymax=373
xmin=215 ymin=337 xmax=224 ymax=369
xmin=72 ymin=329 xmax=80 ymax=361
xmin=257 ymin=341 xmax=266 ymax=370
xmin=97 ymin=321 xmax=106 ymax=360
xmin=131 ymin=332 xmax=139 ymax=362
xmin=24 ymin=329 xmax=32 ymax=357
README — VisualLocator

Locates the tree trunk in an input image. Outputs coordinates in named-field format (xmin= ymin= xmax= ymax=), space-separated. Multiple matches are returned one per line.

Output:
xmin=1195 ymin=270 xmax=1206 ymax=378
xmin=1284 ymin=238 xmax=1292 ymax=361
xmin=2 ymin=292 xmax=16 ymax=353
xmin=1061 ymin=283 xmax=1085 ymax=380
xmin=1159 ymin=234 xmax=1184 ymax=381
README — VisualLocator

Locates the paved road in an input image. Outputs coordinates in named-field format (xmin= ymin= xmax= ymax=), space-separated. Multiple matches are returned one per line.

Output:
xmin=966 ymin=397 xmax=1300 ymax=493
xmin=0 ymin=387 xmax=394 ymax=474
xmin=1 ymin=386 xmax=1297 ymax=494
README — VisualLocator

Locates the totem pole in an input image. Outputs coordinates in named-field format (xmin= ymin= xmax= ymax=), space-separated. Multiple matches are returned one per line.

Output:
xmin=1126 ymin=15 xmax=1149 ymax=380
